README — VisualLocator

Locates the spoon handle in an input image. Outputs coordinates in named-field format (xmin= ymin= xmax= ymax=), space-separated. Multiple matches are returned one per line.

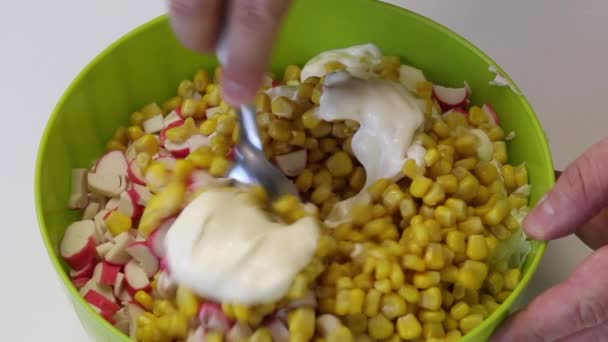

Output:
xmin=236 ymin=104 xmax=263 ymax=151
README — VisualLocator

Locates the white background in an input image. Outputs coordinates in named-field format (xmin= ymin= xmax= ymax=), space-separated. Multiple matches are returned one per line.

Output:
xmin=0 ymin=0 xmax=604 ymax=340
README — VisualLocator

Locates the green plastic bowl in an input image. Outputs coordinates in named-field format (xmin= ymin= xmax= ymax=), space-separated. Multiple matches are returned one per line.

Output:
xmin=35 ymin=0 xmax=554 ymax=341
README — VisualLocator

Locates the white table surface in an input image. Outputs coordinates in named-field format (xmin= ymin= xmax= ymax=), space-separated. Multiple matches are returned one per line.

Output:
xmin=1 ymin=0 xmax=603 ymax=340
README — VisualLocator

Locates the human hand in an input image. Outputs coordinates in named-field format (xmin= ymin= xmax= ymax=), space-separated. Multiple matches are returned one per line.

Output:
xmin=493 ymin=139 xmax=608 ymax=341
xmin=169 ymin=0 xmax=292 ymax=105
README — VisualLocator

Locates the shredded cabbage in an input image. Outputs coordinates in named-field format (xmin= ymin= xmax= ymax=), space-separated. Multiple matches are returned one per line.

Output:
xmin=489 ymin=207 xmax=532 ymax=272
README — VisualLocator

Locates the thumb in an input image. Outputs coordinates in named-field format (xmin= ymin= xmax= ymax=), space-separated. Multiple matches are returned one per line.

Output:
xmin=492 ymin=246 xmax=608 ymax=342
xmin=524 ymin=138 xmax=608 ymax=240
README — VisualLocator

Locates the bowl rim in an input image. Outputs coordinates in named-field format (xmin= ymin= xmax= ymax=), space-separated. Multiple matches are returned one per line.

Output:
xmin=35 ymin=3 xmax=554 ymax=340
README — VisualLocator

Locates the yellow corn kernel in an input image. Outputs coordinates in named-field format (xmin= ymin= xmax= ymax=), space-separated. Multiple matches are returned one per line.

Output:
xmin=288 ymin=308 xmax=316 ymax=340
xmin=373 ymin=279 xmax=392 ymax=294
xmin=271 ymin=96 xmax=297 ymax=119
xmin=515 ymin=164 xmax=528 ymax=187
xmin=313 ymin=169 xmax=333 ymax=188
xmin=106 ymin=139 xmax=126 ymax=152
xmin=459 ymin=314 xmax=483 ymax=334
xmin=382 ymin=187 xmax=404 ymax=214
xmin=105 ymin=211 xmax=132 ymax=236
xmin=326 ymin=326 xmax=354 ymax=342
xmin=134 ymin=134 xmax=160 ymax=155
xmin=192 ymin=69 xmax=210 ymax=93
xmin=485 ymin=271 xmax=504 ymax=296
xmin=419 ymin=286 xmax=442 ymax=311
xmin=200 ymin=118 xmax=218 ymax=136
xmin=209 ymin=156 xmax=231 ymax=177
xmin=474 ymin=161 xmax=498 ymax=186
xmin=162 ymin=96 xmax=183 ymax=114
xmin=381 ymin=294 xmax=407 ymax=319
xmin=449 ymin=301 xmax=470 ymax=320
xmin=419 ymin=309 xmax=446 ymax=324
xmin=350 ymin=288 xmax=366 ymax=315
xmin=364 ymin=289 xmax=382 ymax=317
xmin=126 ymin=126 xmax=144 ymax=142
xmin=402 ymin=159 xmax=424 ymax=179
xmin=504 ymin=269 xmax=521 ymax=290
xmin=468 ymin=106 xmax=488 ymax=126
xmin=458 ymin=216 xmax=485 ymax=235
xmin=154 ymin=299 xmax=176 ymax=316
xmin=320 ymin=137 xmax=337 ymax=153
xmin=429 ymin=119 xmax=449 ymax=140
xmin=458 ymin=260 xmax=488 ymax=291
xmin=413 ymin=272 xmax=440 ymax=290
xmin=175 ymin=286 xmax=199 ymax=319
xmin=177 ymin=80 xmax=195 ymax=98
xmin=268 ymin=119 xmax=292 ymax=142
xmin=367 ymin=179 xmax=389 ymax=201
xmin=483 ymin=199 xmax=510 ymax=226
xmin=179 ymin=98 xmax=198 ymax=118
xmin=367 ymin=314 xmax=394 ymax=340
xmin=325 ymin=61 xmax=346 ymax=73
xmin=423 ymin=183 xmax=445 ymax=206
xmin=423 ymin=322 xmax=445 ymax=339
xmin=187 ymin=146 xmax=213 ymax=169
xmin=326 ymin=151 xmax=353 ymax=177
xmin=424 ymin=243 xmax=445 ymax=270
xmin=445 ymin=330 xmax=462 ymax=342
xmin=310 ymin=121 xmax=332 ymax=138
xmin=499 ymin=166 xmax=515 ymax=193
xmin=410 ymin=176 xmax=433 ymax=198
xmin=249 ymin=327 xmax=272 ymax=342
xmin=454 ymin=134 xmax=478 ymax=157
xmin=396 ymin=314 xmax=422 ymax=340
xmin=389 ymin=263 xmax=405 ymax=289
xmin=445 ymin=230 xmax=466 ymax=253
xmin=216 ymin=115 xmax=237 ymax=136
xmin=294 ymin=168 xmax=313 ymax=193
xmin=398 ymin=285 xmax=420 ymax=304
xmin=422 ymin=148 xmax=440 ymax=167
xmin=167 ymin=118 xmax=198 ymax=143
xmin=131 ymin=111 xmax=145 ymax=126
xmin=491 ymin=224 xmax=511 ymax=241
xmin=301 ymin=108 xmax=321 ymax=129
xmin=171 ymin=159 xmax=193 ymax=182
xmin=374 ymin=259 xmax=392 ymax=280
xmin=345 ymin=314 xmax=368 ymax=335
xmin=466 ymin=234 xmax=489 ymax=261
xmin=134 ymin=290 xmax=154 ymax=311
xmin=397 ymin=199 xmax=415 ymax=223
xmin=496 ymin=290 xmax=512 ymax=303
xmin=493 ymin=141 xmax=508 ymax=163
xmin=371 ymin=204 xmax=387 ymax=219
xmin=202 ymin=331 xmax=222 ymax=342
xmin=432 ymin=206 xmax=454 ymax=228
xmin=139 ymin=182 xmax=186 ymax=236
xmin=289 ymin=130 xmax=306 ymax=147
xmin=402 ymin=254 xmax=426 ymax=272
xmin=434 ymin=176 xmax=457 ymax=195
xmin=311 ymin=185 xmax=333 ymax=205
xmin=141 ymin=102 xmax=163 ymax=119
xmin=112 ymin=127 xmax=128 ymax=145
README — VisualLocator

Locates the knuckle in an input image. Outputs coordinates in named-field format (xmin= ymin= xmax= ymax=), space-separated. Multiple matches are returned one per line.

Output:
xmin=562 ymin=140 xmax=608 ymax=206
xmin=233 ymin=0 xmax=289 ymax=29
xmin=573 ymin=297 xmax=608 ymax=331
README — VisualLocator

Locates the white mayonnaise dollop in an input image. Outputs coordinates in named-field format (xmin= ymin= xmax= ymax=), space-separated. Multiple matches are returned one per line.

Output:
xmin=318 ymin=71 xmax=425 ymax=226
xmin=165 ymin=188 xmax=319 ymax=304
xmin=300 ymin=43 xmax=383 ymax=81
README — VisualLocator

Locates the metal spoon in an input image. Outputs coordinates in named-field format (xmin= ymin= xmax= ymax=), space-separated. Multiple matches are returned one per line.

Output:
xmin=228 ymin=104 xmax=299 ymax=199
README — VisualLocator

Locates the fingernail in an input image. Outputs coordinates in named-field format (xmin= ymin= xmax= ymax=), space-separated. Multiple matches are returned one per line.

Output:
xmin=538 ymin=194 xmax=555 ymax=215
xmin=523 ymin=195 xmax=553 ymax=238
xmin=215 ymin=32 xmax=229 ymax=66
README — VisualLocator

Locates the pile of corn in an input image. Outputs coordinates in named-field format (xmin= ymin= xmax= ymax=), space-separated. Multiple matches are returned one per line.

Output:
xmin=100 ymin=58 xmax=530 ymax=342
